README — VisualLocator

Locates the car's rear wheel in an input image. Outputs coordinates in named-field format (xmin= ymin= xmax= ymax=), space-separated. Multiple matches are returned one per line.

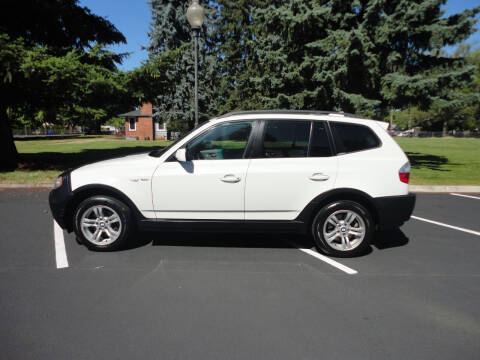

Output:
xmin=311 ymin=200 xmax=373 ymax=257
xmin=74 ymin=196 xmax=133 ymax=251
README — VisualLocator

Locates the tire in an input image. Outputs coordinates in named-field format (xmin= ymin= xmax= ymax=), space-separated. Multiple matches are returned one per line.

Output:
xmin=311 ymin=200 xmax=373 ymax=257
xmin=73 ymin=195 xmax=134 ymax=251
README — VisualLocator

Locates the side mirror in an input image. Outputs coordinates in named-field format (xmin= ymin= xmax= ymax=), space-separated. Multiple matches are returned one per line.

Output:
xmin=175 ymin=148 xmax=187 ymax=162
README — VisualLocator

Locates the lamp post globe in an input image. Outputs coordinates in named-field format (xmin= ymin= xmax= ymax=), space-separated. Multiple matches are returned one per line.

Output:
xmin=187 ymin=0 xmax=205 ymax=29
xmin=187 ymin=0 xmax=205 ymax=128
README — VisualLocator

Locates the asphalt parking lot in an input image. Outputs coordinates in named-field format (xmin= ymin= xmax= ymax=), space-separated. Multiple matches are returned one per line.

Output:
xmin=1 ymin=189 xmax=479 ymax=359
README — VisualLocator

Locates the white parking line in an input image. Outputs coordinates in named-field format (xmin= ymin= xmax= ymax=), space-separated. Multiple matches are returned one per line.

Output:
xmin=291 ymin=243 xmax=358 ymax=275
xmin=411 ymin=216 xmax=480 ymax=237
xmin=54 ymin=220 xmax=69 ymax=269
xmin=450 ymin=193 xmax=480 ymax=200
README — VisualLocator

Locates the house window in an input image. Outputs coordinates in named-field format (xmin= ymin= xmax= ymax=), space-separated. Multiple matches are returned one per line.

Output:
xmin=155 ymin=121 xmax=165 ymax=131
xmin=129 ymin=118 xmax=136 ymax=131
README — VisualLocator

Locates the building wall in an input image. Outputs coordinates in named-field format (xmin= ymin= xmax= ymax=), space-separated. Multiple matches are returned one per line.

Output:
xmin=155 ymin=121 xmax=168 ymax=140
xmin=125 ymin=117 xmax=154 ymax=140
xmin=124 ymin=103 xmax=154 ymax=140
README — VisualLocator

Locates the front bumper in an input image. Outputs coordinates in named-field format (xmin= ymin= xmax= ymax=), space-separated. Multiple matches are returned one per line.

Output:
xmin=49 ymin=173 xmax=73 ymax=230
xmin=373 ymin=193 xmax=416 ymax=230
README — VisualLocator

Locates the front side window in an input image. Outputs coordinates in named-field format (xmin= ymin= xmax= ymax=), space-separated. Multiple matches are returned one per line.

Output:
xmin=187 ymin=121 xmax=253 ymax=160
xmin=331 ymin=122 xmax=380 ymax=153
xmin=262 ymin=120 xmax=310 ymax=158
xmin=129 ymin=118 xmax=136 ymax=131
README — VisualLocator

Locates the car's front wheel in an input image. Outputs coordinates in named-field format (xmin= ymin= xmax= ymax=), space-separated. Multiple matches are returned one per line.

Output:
xmin=311 ymin=200 xmax=373 ymax=257
xmin=74 ymin=196 xmax=133 ymax=251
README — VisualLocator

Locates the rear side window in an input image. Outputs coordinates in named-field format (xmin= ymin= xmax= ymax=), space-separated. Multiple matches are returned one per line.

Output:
xmin=331 ymin=122 xmax=380 ymax=153
xmin=262 ymin=120 xmax=310 ymax=158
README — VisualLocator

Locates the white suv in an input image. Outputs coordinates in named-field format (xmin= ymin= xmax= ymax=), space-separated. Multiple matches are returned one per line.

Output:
xmin=49 ymin=111 xmax=415 ymax=256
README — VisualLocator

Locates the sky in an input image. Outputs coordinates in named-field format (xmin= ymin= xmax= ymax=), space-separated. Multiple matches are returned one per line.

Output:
xmin=79 ymin=0 xmax=151 ymax=70
xmin=79 ymin=0 xmax=480 ymax=71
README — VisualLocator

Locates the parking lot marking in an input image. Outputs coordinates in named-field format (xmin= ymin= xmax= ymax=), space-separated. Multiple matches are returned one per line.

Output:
xmin=293 ymin=245 xmax=358 ymax=275
xmin=450 ymin=193 xmax=480 ymax=200
xmin=54 ymin=220 xmax=69 ymax=269
xmin=411 ymin=215 xmax=480 ymax=237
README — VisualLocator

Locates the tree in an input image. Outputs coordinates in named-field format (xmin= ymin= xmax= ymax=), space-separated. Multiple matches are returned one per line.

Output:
xmin=214 ymin=1 xmax=287 ymax=112
xmin=145 ymin=0 xmax=221 ymax=133
xmin=238 ymin=0 xmax=480 ymax=118
xmin=147 ymin=0 xmax=191 ymax=53
xmin=0 ymin=0 xmax=125 ymax=49
xmin=391 ymin=45 xmax=480 ymax=131
xmin=5 ymin=44 xmax=129 ymax=131
xmin=0 ymin=0 xmax=126 ymax=170
xmin=0 ymin=35 xmax=25 ymax=170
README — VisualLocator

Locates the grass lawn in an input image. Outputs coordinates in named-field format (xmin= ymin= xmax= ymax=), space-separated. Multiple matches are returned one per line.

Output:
xmin=395 ymin=137 xmax=480 ymax=185
xmin=0 ymin=135 xmax=479 ymax=185
xmin=0 ymin=136 xmax=169 ymax=184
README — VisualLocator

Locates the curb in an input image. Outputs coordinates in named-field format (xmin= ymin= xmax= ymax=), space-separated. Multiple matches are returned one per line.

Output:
xmin=410 ymin=185 xmax=480 ymax=193
xmin=0 ymin=183 xmax=53 ymax=189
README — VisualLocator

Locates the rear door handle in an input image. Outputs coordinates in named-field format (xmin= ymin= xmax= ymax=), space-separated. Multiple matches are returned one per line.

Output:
xmin=309 ymin=173 xmax=330 ymax=181
xmin=220 ymin=174 xmax=241 ymax=183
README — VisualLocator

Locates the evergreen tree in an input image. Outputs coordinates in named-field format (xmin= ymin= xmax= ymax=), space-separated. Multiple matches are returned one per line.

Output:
xmin=146 ymin=0 xmax=220 ymax=132
xmin=147 ymin=0 xmax=191 ymax=53
xmin=214 ymin=0 xmax=287 ymax=112
xmin=241 ymin=0 xmax=480 ymax=118
xmin=392 ymin=46 xmax=480 ymax=131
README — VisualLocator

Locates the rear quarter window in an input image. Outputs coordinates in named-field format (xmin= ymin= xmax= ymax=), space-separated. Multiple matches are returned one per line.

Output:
xmin=331 ymin=122 xmax=381 ymax=153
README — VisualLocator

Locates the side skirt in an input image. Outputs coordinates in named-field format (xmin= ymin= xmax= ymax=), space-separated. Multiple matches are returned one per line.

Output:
xmin=137 ymin=219 xmax=308 ymax=234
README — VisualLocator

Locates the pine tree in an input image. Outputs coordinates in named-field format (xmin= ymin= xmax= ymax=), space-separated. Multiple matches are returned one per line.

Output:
xmin=241 ymin=0 xmax=480 ymax=117
xmin=147 ymin=0 xmax=191 ymax=53
xmin=214 ymin=0 xmax=287 ymax=112
xmin=146 ymin=0 xmax=220 ymax=132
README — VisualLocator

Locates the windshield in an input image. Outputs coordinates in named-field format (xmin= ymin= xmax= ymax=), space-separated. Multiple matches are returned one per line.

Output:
xmin=148 ymin=123 xmax=207 ymax=158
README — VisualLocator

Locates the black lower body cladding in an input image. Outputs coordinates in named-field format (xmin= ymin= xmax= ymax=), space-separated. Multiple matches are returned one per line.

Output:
xmin=373 ymin=193 xmax=416 ymax=230
xmin=49 ymin=173 xmax=72 ymax=229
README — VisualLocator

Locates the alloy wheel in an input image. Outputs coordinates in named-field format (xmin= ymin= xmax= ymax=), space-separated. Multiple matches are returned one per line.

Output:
xmin=321 ymin=210 xmax=366 ymax=251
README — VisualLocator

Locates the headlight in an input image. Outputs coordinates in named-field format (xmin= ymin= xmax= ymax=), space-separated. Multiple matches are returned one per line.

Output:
xmin=53 ymin=176 xmax=63 ymax=189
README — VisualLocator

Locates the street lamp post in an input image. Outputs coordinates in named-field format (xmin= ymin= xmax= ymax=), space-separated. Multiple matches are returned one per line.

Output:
xmin=187 ymin=0 xmax=205 ymax=128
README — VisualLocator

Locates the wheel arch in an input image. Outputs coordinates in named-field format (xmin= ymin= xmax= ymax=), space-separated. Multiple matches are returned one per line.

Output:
xmin=296 ymin=188 xmax=380 ymax=229
xmin=64 ymin=184 xmax=144 ymax=232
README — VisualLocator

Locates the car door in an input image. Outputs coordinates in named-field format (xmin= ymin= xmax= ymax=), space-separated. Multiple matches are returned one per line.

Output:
xmin=151 ymin=120 xmax=255 ymax=220
xmin=244 ymin=119 xmax=338 ymax=220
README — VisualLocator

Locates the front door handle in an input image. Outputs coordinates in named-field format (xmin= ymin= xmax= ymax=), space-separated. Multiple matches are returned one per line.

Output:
xmin=309 ymin=173 xmax=330 ymax=181
xmin=220 ymin=174 xmax=241 ymax=183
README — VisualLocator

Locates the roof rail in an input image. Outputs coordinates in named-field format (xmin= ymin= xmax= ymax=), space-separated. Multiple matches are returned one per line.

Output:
xmin=217 ymin=109 xmax=364 ymax=119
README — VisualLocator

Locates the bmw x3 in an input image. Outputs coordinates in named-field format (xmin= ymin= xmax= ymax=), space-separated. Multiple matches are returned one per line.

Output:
xmin=49 ymin=110 xmax=416 ymax=257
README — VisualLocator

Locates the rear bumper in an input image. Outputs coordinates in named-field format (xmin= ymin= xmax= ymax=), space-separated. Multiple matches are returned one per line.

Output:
xmin=49 ymin=173 xmax=73 ymax=230
xmin=373 ymin=193 xmax=416 ymax=230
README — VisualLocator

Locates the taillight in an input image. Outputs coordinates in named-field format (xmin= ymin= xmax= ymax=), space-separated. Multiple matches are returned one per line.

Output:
xmin=399 ymin=162 xmax=410 ymax=184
